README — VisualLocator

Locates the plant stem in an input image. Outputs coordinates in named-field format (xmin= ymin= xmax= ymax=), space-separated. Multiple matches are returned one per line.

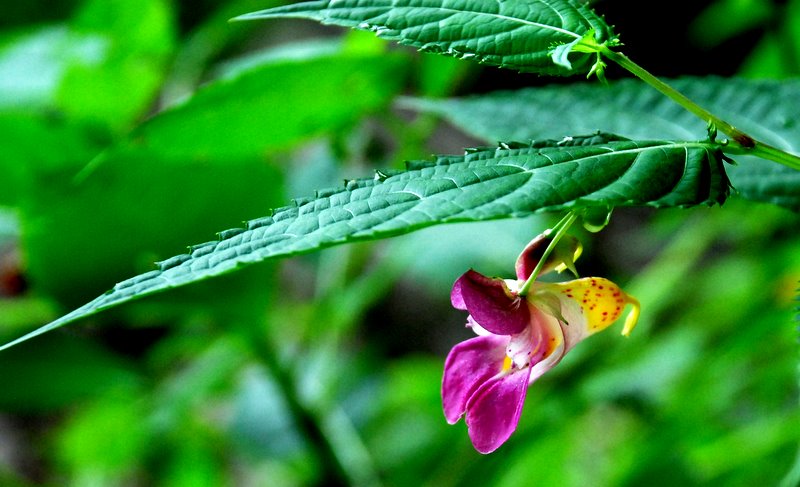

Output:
xmin=599 ymin=46 xmax=800 ymax=171
xmin=747 ymin=142 xmax=800 ymax=171
xmin=517 ymin=211 xmax=578 ymax=297
xmin=242 ymin=325 xmax=352 ymax=487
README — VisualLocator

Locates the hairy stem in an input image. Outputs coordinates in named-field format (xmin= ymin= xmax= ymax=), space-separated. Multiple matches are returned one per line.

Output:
xmin=599 ymin=47 xmax=800 ymax=171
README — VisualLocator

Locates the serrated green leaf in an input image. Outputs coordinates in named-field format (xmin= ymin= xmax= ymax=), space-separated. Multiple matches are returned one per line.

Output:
xmin=235 ymin=0 xmax=614 ymax=75
xmin=13 ymin=43 xmax=406 ymax=315
xmin=401 ymin=77 xmax=800 ymax=211
xmin=0 ymin=133 xmax=730 ymax=351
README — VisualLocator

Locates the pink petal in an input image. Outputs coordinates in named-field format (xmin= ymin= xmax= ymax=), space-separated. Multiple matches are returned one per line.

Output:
xmin=451 ymin=275 xmax=466 ymax=310
xmin=442 ymin=335 xmax=508 ymax=424
xmin=465 ymin=367 xmax=532 ymax=454
xmin=457 ymin=270 xmax=529 ymax=335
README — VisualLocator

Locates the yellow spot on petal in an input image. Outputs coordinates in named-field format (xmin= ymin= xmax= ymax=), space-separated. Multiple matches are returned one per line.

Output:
xmin=550 ymin=277 xmax=639 ymax=336
xmin=501 ymin=355 xmax=513 ymax=372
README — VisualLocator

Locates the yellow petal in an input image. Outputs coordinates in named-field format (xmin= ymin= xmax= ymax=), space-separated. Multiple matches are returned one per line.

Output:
xmin=547 ymin=277 xmax=639 ymax=335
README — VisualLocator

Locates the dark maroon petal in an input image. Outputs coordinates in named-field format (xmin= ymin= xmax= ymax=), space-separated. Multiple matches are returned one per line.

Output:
xmin=451 ymin=274 xmax=467 ymax=310
xmin=515 ymin=234 xmax=548 ymax=281
xmin=465 ymin=367 xmax=532 ymax=454
xmin=515 ymin=234 xmax=582 ymax=281
xmin=459 ymin=270 xmax=529 ymax=335
xmin=442 ymin=335 xmax=508 ymax=424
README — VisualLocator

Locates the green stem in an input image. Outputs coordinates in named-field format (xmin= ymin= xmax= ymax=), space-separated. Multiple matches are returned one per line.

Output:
xmin=747 ymin=142 xmax=800 ymax=171
xmin=599 ymin=46 xmax=800 ymax=172
xmin=517 ymin=211 xmax=578 ymax=297
xmin=241 ymin=325 xmax=352 ymax=487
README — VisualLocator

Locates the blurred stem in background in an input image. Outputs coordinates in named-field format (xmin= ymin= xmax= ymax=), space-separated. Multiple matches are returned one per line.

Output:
xmin=237 ymin=319 xmax=352 ymax=487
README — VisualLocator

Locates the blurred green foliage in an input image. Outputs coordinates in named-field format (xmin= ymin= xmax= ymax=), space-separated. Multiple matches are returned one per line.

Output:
xmin=0 ymin=0 xmax=798 ymax=486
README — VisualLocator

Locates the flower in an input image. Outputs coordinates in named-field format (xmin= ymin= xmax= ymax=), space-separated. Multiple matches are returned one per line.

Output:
xmin=442 ymin=233 xmax=639 ymax=453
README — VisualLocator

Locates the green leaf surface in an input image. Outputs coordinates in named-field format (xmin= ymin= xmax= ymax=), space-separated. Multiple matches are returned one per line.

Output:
xmin=0 ymin=0 xmax=175 ymax=133
xmin=401 ymin=76 xmax=800 ymax=210
xmin=0 ymin=112 xmax=98 ymax=206
xmin=59 ymin=0 xmax=175 ymax=132
xmin=161 ymin=0 xmax=284 ymax=105
xmin=0 ymin=133 xmax=731 ymax=350
xmin=0 ymin=25 xmax=104 ymax=111
xmin=105 ymin=45 xmax=408 ymax=162
xmin=235 ymin=0 xmax=615 ymax=75
xmin=0 ymin=333 xmax=141 ymax=413
xmin=19 ymin=43 xmax=406 ymax=309
xmin=22 ymin=147 xmax=284 ymax=308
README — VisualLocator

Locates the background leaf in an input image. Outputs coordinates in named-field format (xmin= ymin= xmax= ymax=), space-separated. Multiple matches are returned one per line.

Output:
xmin=401 ymin=76 xmax=800 ymax=211
xmin=111 ymin=39 xmax=408 ymax=162
xmin=235 ymin=0 xmax=615 ymax=75
xmin=1 ymin=134 xmax=731 ymax=350
xmin=0 ymin=0 xmax=175 ymax=133
xmin=0 ymin=334 xmax=141 ymax=413
xmin=18 ymin=39 xmax=407 ymax=309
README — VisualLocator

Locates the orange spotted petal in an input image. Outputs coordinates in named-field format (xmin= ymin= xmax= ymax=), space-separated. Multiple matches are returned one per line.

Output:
xmin=539 ymin=277 xmax=640 ymax=336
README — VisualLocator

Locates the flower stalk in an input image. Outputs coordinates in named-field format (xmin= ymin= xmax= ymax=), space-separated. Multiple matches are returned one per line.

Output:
xmin=517 ymin=211 xmax=578 ymax=297
xmin=596 ymin=46 xmax=800 ymax=171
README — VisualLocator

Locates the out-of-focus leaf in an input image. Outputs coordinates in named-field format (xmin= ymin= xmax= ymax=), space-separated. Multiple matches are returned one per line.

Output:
xmin=0 ymin=334 xmax=141 ymax=412
xmin=235 ymin=0 xmax=615 ymax=76
xmin=17 ymin=40 xmax=409 ymax=309
xmin=0 ymin=133 xmax=733 ymax=350
xmin=22 ymin=147 xmax=284 ymax=307
xmin=363 ymin=357 xmax=461 ymax=486
xmin=739 ymin=0 xmax=800 ymax=78
xmin=0 ymin=0 xmax=77 ymax=28
xmin=0 ymin=26 xmax=105 ymax=111
xmin=159 ymin=426 xmax=227 ymax=487
xmin=417 ymin=51 xmax=472 ymax=98
xmin=0 ymin=112 xmax=97 ymax=206
xmin=689 ymin=0 xmax=772 ymax=48
xmin=59 ymin=0 xmax=174 ymax=131
xmin=0 ymin=0 xmax=174 ymax=132
xmin=107 ymin=44 xmax=408 ymax=162
xmin=55 ymin=393 xmax=150 ymax=484
xmin=402 ymin=77 xmax=800 ymax=210
xmin=161 ymin=0 xmax=283 ymax=105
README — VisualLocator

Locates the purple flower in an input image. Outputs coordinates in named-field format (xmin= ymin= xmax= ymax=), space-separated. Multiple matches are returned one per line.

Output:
xmin=442 ymin=234 xmax=640 ymax=453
